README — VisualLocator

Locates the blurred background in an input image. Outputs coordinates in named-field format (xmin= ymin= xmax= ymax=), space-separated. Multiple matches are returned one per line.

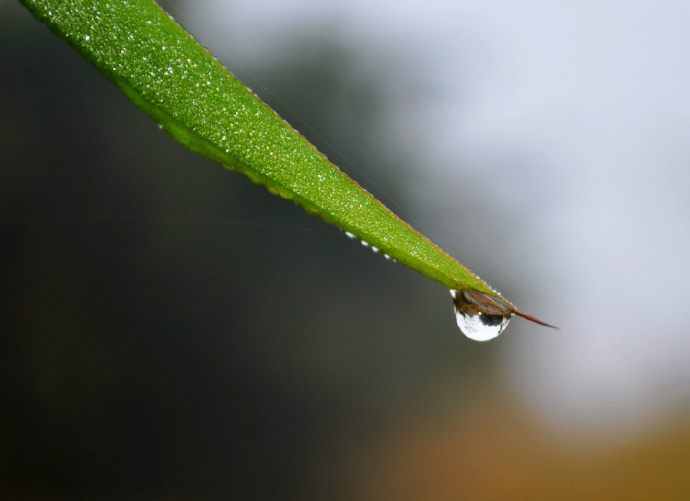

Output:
xmin=3 ymin=0 xmax=690 ymax=499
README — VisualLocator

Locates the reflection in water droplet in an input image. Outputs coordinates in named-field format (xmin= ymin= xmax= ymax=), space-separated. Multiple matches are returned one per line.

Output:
xmin=450 ymin=289 xmax=512 ymax=342
xmin=454 ymin=309 xmax=511 ymax=341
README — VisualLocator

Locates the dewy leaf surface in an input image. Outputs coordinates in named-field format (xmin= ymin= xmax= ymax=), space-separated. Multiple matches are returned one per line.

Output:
xmin=19 ymin=0 xmax=513 ymax=306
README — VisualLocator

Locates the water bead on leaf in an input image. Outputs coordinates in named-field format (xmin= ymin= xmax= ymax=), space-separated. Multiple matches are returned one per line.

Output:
xmin=451 ymin=290 xmax=512 ymax=341
xmin=454 ymin=310 xmax=511 ymax=342
xmin=451 ymin=290 xmax=557 ymax=342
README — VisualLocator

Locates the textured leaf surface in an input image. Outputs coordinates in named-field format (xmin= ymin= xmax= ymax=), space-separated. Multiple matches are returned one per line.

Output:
xmin=19 ymin=0 xmax=508 ymax=302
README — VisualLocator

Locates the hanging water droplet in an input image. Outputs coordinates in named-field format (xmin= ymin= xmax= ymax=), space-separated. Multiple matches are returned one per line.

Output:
xmin=450 ymin=289 xmax=512 ymax=342
xmin=454 ymin=308 xmax=511 ymax=341
xmin=450 ymin=289 xmax=557 ymax=341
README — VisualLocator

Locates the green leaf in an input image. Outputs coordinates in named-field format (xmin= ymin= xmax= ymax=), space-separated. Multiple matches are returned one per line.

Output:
xmin=18 ymin=0 xmax=552 ymax=337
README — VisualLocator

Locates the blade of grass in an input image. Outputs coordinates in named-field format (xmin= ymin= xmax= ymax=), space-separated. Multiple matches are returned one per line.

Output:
xmin=19 ymin=0 xmax=546 ymax=328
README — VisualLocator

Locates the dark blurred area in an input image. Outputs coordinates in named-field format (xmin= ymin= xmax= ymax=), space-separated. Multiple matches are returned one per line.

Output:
xmin=5 ymin=2 xmax=690 ymax=500
xmin=1 ymin=2 xmax=490 ymax=499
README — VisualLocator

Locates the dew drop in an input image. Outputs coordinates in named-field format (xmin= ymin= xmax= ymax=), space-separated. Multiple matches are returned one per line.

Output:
xmin=344 ymin=231 xmax=355 ymax=239
xmin=450 ymin=289 xmax=512 ymax=342
xmin=454 ymin=309 xmax=511 ymax=342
